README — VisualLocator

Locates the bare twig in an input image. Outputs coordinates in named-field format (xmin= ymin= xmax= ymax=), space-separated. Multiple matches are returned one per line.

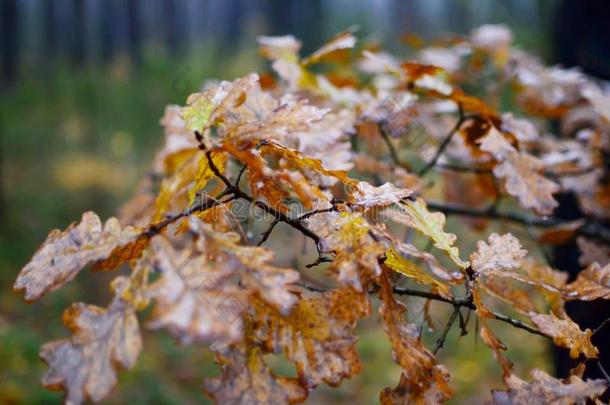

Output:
xmin=433 ymin=306 xmax=460 ymax=354
xmin=379 ymin=125 xmax=401 ymax=167
xmin=257 ymin=219 xmax=279 ymax=246
xmin=392 ymin=286 xmax=547 ymax=338
xmin=418 ymin=104 xmax=465 ymax=176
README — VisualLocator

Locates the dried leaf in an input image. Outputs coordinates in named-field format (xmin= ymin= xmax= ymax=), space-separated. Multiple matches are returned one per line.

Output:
xmin=250 ymin=287 xmax=368 ymax=388
xmin=203 ymin=345 xmax=307 ymax=405
xmin=301 ymin=28 xmax=357 ymax=66
xmin=472 ymin=287 xmax=513 ymax=376
xmin=491 ymin=368 xmax=607 ymax=405
xmin=147 ymin=220 xmax=299 ymax=346
xmin=40 ymin=277 xmax=142 ymax=404
xmin=14 ymin=212 xmax=141 ymax=301
xmin=529 ymin=312 xmax=598 ymax=359
xmin=351 ymin=181 xmax=413 ymax=209
xmin=378 ymin=271 xmax=452 ymax=402
xmin=493 ymin=152 xmax=559 ymax=216
xmin=384 ymin=246 xmax=452 ymax=299
xmin=470 ymin=233 xmax=528 ymax=275
xmin=307 ymin=211 xmax=383 ymax=291
xmin=565 ymin=263 xmax=610 ymax=301
xmin=577 ymin=237 xmax=610 ymax=267
xmin=384 ymin=198 xmax=469 ymax=269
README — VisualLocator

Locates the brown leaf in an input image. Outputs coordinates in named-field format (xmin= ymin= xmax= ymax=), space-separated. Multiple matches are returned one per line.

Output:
xmin=261 ymin=141 xmax=357 ymax=187
xmin=470 ymin=233 xmax=528 ymax=275
xmin=380 ymin=367 xmax=452 ymax=405
xmin=539 ymin=220 xmax=585 ymax=245
xmin=147 ymin=220 xmax=299 ymax=346
xmin=383 ymin=198 xmax=469 ymax=269
xmin=14 ymin=212 xmax=141 ymax=301
xmin=576 ymin=237 xmax=610 ymax=267
xmin=478 ymin=127 xmax=559 ymax=215
xmin=203 ymin=345 xmax=307 ymax=405
xmin=479 ymin=277 xmax=538 ymax=314
xmin=351 ymin=181 xmax=413 ymax=209
xmin=491 ymin=368 xmax=607 ymax=405
xmin=378 ymin=271 xmax=452 ymax=402
xmin=40 ymin=277 xmax=142 ymax=404
xmin=307 ymin=211 xmax=384 ymax=291
xmin=384 ymin=246 xmax=452 ymax=299
xmin=493 ymin=152 xmax=559 ymax=216
xmin=145 ymin=236 xmax=245 ymax=346
xmin=472 ymin=287 xmax=513 ymax=376
xmin=250 ymin=287 xmax=368 ymax=388
xmin=565 ymin=263 xmax=610 ymax=301
xmin=529 ymin=312 xmax=598 ymax=359
xmin=301 ymin=28 xmax=357 ymax=66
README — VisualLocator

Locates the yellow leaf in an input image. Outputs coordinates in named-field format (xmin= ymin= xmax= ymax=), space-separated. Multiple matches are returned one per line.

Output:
xmin=385 ymin=198 xmax=469 ymax=269
xmin=188 ymin=151 xmax=227 ymax=205
xmin=384 ymin=246 xmax=452 ymax=299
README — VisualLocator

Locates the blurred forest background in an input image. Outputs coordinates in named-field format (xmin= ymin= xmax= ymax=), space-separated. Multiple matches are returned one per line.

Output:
xmin=1 ymin=0 xmax=609 ymax=403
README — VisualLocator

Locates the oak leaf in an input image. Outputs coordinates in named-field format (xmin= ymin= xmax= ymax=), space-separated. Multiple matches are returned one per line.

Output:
xmin=40 ymin=277 xmax=142 ymax=404
xmin=203 ymin=345 xmax=307 ymax=405
xmin=529 ymin=312 xmax=598 ymax=359
xmin=378 ymin=271 xmax=452 ymax=402
xmin=14 ymin=212 xmax=141 ymax=301
xmin=250 ymin=287 xmax=368 ymax=388
xmin=564 ymin=263 xmax=610 ymax=301
xmin=384 ymin=198 xmax=469 ymax=269
xmin=491 ymin=368 xmax=607 ymax=405
xmin=351 ymin=181 xmax=413 ymax=209
xmin=384 ymin=246 xmax=452 ymax=299
xmin=470 ymin=233 xmax=527 ymax=275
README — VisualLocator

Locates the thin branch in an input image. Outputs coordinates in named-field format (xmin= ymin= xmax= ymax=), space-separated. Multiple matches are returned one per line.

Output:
xmin=379 ymin=125 xmax=401 ymax=166
xmin=592 ymin=317 xmax=610 ymax=337
xmin=235 ymin=163 xmax=248 ymax=186
xmin=143 ymin=190 xmax=234 ymax=238
xmin=392 ymin=286 xmax=547 ymax=338
xmin=433 ymin=306 xmax=460 ymax=354
xmin=436 ymin=163 xmax=492 ymax=175
xmin=418 ymin=104 xmax=465 ymax=176
xmin=427 ymin=200 xmax=610 ymax=245
xmin=596 ymin=360 xmax=610 ymax=386
xmin=206 ymin=148 xmax=323 ymax=246
xmin=257 ymin=219 xmax=279 ymax=246
xmin=297 ymin=207 xmax=337 ymax=221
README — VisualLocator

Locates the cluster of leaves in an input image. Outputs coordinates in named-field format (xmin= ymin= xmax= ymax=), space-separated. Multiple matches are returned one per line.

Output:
xmin=14 ymin=25 xmax=610 ymax=404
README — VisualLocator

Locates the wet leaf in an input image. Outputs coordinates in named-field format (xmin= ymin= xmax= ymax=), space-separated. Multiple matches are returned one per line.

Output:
xmin=529 ymin=312 xmax=598 ymax=359
xmin=203 ymin=345 xmax=307 ymax=405
xmin=14 ymin=212 xmax=141 ymax=301
xmin=384 ymin=198 xmax=469 ymax=269
xmin=250 ymin=287 xmax=368 ymax=388
xmin=40 ymin=278 xmax=142 ymax=404
xmin=384 ymin=246 xmax=452 ymax=299
xmin=491 ymin=368 xmax=606 ymax=405
xmin=565 ymin=263 xmax=610 ymax=301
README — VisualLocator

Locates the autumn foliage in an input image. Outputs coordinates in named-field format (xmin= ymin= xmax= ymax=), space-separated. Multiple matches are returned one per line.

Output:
xmin=14 ymin=25 xmax=610 ymax=404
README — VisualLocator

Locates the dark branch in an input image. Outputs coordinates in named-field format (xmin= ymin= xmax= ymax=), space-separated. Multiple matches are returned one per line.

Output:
xmin=426 ymin=200 xmax=610 ymax=245
xmin=392 ymin=286 xmax=547 ymax=338
xmin=257 ymin=219 xmax=279 ymax=246
xmin=418 ymin=104 xmax=465 ymax=176
xmin=433 ymin=306 xmax=460 ymax=354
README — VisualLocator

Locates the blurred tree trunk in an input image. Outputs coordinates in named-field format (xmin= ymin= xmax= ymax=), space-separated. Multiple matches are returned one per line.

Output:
xmin=126 ymin=0 xmax=142 ymax=65
xmin=43 ymin=0 xmax=57 ymax=73
xmin=71 ymin=0 xmax=85 ymax=66
xmin=552 ymin=0 xmax=610 ymax=386
xmin=1 ymin=0 xmax=18 ymax=88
